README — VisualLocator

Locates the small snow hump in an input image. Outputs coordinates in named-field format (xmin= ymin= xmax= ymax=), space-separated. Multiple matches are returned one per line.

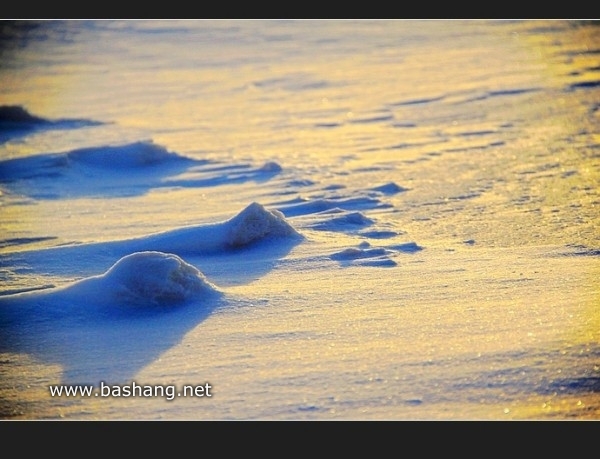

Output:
xmin=224 ymin=202 xmax=303 ymax=247
xmin=0 ymin=105 xmax=47 ymax=126
xmin=102 ymin=251 xmax=219 ymax=306
xmin=67 ymin=141 xmax=188 ymax=168
xmin=370 ymin=182 xmax=409 ymax=195
xmin=259 ymin=161 xmax=283 ymax=173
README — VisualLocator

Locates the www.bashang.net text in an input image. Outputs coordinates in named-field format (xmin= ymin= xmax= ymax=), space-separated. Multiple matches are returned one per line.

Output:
xmin=49 ymin=381 xmax=212 ymax=401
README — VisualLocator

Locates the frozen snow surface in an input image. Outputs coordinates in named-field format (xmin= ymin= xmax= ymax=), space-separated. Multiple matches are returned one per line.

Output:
xmin=0 ymin=20 xmax=599 ymax=420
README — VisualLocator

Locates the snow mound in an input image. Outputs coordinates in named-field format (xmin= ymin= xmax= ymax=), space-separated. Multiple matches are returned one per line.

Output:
xmin=306 ymin=209 xmax=375 ymax=231
xmin=0 ymin=105 xmax=47 ymax=126
xmin=0 ymin=105 xmax=102 ymax=134
xmin=329 ymin=245 xmax=398 ymax=267
xmin=330 ymin=247 xmax=390 ymax=260
xmin=67 ymin=141 xmax=189 ymax=168
xmin=277 ymin=196 xmax=390 ymax=217
xmin=138 ymin=202 xmax=303 ymax=254
xmin=99 ymin=251 xmax=219 ymax=306
xmin=224 ymin=202 xmax=302 ymax=247
xmin=259 ymin=161 xmax=283 ymax=173
xmin=370 ymin=182 xmax=409 ymax=195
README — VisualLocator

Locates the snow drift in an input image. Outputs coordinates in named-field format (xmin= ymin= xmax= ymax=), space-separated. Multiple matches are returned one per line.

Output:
xmin=133 ymin=201 xmax=303 ymax=254
xmin=73 ymin=251 xmax=220 ymax=307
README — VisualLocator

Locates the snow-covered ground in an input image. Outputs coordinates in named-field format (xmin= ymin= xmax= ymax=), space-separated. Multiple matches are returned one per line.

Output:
xmin=0 ymin=20 xmax=598 ymax=419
